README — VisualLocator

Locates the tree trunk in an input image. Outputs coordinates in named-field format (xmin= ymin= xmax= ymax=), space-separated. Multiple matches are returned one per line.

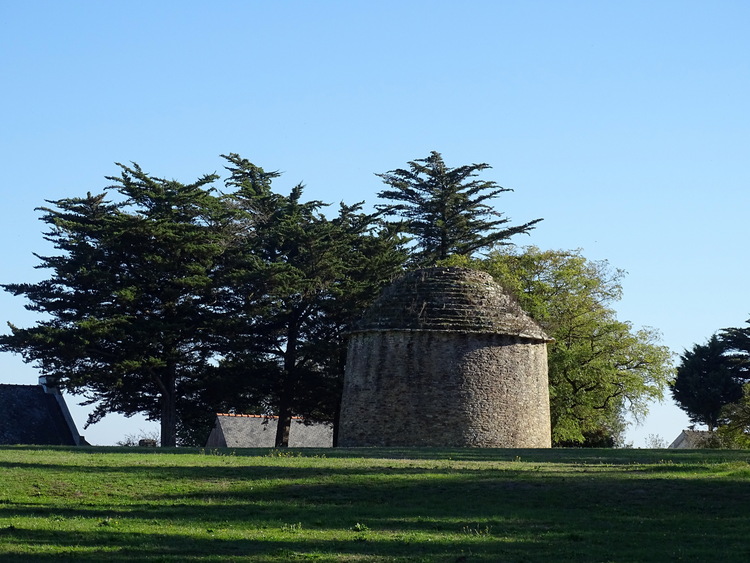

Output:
xmin=274 ymin=397 xmax=292 ymax=448
xmin=274 ymin=327 xmax=299 ymax=448
xmin=160 ymin=366 xmax=177 ymax=447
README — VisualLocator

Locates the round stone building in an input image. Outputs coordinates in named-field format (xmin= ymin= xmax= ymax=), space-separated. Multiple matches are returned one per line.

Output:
xmin=338 ymin=267 xmax=552 ymax=448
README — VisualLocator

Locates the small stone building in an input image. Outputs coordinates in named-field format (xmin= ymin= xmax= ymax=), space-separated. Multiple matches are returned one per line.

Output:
xmin=338 ymin=267 xmax=552 ymax=448
xmin=205 ymin=414 xmax=333 ymax=448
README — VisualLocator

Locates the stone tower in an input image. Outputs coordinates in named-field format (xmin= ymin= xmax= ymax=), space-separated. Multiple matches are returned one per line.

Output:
xmin=338 ymin=267 xmax=552 ymax=448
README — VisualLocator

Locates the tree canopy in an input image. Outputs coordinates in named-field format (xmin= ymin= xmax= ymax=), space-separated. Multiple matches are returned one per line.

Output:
xmin=0 ymin=156 xmax=406 ymax=447
xmin=0 ymin=165 xmax=227 ymax=446
xmin=376 ymin=151 xmax=542 ymax=266
xmin=670 ymin=335 xmax=743 ymax=431
xmin=211 ymin=154 xmax=406 ymax=447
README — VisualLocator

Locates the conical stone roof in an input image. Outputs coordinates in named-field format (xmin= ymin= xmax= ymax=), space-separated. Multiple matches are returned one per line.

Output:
xmin=353 ymin=267 xmax=551 ymax=341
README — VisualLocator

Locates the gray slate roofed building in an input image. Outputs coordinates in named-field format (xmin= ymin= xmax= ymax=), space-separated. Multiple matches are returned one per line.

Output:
xmin=205 ymin=414 xmax=333 ymax=448
xmin=668 ymin=430 xmax=713 ymax=449
xmin=0 ymin=378 xmax=83 ymax=446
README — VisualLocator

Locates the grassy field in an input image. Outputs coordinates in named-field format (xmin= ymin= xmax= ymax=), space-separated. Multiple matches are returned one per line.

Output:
xmin=1 ymin=447 xmax=749 ymax=562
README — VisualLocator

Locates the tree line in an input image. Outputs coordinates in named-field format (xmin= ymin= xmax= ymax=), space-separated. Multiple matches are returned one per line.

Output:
xmin=671 ymin=322 xmax=750 ymax=446
xmin=1 ymin=151 xmax=672 ymax=447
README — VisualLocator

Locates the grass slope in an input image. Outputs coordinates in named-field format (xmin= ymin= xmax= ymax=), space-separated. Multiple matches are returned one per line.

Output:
xmin=0 ymin=446 xmax=749 ymax=562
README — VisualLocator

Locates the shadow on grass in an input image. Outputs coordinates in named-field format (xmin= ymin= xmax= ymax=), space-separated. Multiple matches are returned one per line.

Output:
xmin=3 ymin=447 xmax=750 ymax=561
xmin=2 ymin=478 xmax=750 ymax=563
xmin=6 ymin=444 xmax=750 ymax=464
xmin=0 ymin=453 xmax=747 ymax=482
xmin=3 ymin=463 xmax=750 ymax=561
xmin=0 ymin=526 xmax=551 ymax=562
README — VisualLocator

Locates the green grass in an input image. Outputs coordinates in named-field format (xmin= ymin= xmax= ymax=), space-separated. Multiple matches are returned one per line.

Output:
xmin=1 ymin=446 xmax=750 ymax=561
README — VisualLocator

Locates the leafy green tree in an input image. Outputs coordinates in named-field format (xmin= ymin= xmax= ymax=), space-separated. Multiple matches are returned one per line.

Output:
xmin=716 ymin=384 xmax=750 ymax=448
xmin=214 ymin=154 xmax=406 ymax=447
xmin=444 ymin=246 xmax=673 ymax=446
xmin=0 ymin=165 xmax=227 ymax=447
xmin=670 ymin=335 xmax=742 ymax=431
xmin=376 ymin=151 xmax=542 ymax=266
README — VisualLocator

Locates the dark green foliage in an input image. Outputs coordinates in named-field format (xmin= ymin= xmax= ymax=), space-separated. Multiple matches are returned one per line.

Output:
xmin=376 ymin=151 xmax=542 ymax=266
xmin=0 ymin=165 xmax=227 ymax=447
xmin=1 ymin=156 xmax=406 ymax=448
xmin=555 ymin=428 xmax=616 ymax=448
xmin=671 ymin=335 xmax=743 ymax=431
xmin=200 ymin=154 xmax=406 ymax=447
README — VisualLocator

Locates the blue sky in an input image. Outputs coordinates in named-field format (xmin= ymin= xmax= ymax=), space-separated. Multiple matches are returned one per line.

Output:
xmin=2 ymin=1 xmax=748 ymax=446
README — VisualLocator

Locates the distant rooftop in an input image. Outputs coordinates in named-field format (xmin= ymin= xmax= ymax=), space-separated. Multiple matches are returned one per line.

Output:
xmin=668 ymin=429 xmax=712 ymax=449
xmin=0 ymin=383 xmax=81 ymax=446
xmin=206 ymin=413 xmax=333 ymax=448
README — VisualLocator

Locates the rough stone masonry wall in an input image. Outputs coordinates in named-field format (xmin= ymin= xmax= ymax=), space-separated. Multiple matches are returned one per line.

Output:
xmin=339 ymin=330 xmax=551 ymax=447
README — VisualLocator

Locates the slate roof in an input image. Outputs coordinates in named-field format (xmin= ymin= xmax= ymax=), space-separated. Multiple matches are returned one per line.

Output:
xmin=668 ymin=429 xmax=712 ymax=449
xmin=205 ymin=414 xmax=333 ymax=448
xmin=0 ymin=384 xmax=81 ymax=446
